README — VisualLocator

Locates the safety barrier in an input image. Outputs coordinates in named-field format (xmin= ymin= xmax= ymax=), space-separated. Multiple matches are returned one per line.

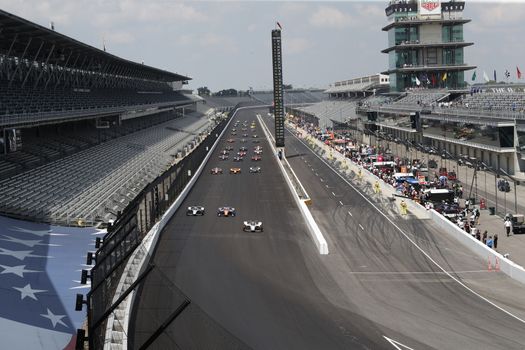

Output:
xmin=428 ymin=209 xmax=525 ymax=285
xmin=258 ymin=114 xmax=328 ymax=255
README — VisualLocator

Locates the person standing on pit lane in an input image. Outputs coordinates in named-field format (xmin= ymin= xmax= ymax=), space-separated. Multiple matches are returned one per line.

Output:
xmin=505 ymin=218 xmax=512 ymax=237
xmin=493 ymin=233 xmax=498 ymax=249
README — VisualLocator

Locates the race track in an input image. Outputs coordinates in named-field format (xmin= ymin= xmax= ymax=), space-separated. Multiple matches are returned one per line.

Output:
xmin=130 ymin=108 xmax=525 ymax=350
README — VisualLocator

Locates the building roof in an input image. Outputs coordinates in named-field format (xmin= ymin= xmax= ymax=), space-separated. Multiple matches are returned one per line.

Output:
xmin=382 ymin=18 xmax=470 ymax=31
xmin=381 ymin=41 xmax=474 ymax=54
xmin=382 ymin=64 xmax=476 ymax=75
xmin=0 ymin=9 xmax=190 ymax=82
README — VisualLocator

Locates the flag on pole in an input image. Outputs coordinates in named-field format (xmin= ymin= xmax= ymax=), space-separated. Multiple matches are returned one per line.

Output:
xmin=442 ymin=72 xmax=447 ymax=81
xmin=415 ymin=76 xmax=421 ymax=86
xmin=493 ymin=69 xmax=497 ymax=82
xmin=518 ymin=67 xmax=522 ymax=79
xmin=471 ymin=71 xmax=477 ymax=81
xmin=483 ymin=71 xmax=490 ymax=82
xmin=276 ymin=22 xmax=282 ymax=30
xmin=505 ymin=70 xmax=510 ymax=79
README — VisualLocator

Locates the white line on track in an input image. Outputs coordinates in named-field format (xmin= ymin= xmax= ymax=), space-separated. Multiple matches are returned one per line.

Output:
xmin=290 ymin=129 xmax=525 ymax=324
xmin=359 ymin=224 xmax=365 ymax=230
xmin=348 ymin=270 xmax=490 ymax=275
xmin=315 ymin=173 xmax=319 ymax=176
xmin=332 ymin=191 xmax=337 ymax=197
xmin=348 ymin=211 xmax=353 ymax=217
xmin=339 ymin=200 xmax=344 ymax=206
xmin=384 ymin=336 xmax=415 ymax=350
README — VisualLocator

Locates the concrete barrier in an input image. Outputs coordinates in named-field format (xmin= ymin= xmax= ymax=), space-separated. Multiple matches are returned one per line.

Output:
xmin=429 ymin=209 xmax=525 ymax=285
xmin=258 ymin=115 xmax=328 ymax=255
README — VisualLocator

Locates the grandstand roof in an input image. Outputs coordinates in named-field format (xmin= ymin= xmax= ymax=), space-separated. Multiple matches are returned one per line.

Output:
xmin=0 ymin=9 xmax=190 ymax=82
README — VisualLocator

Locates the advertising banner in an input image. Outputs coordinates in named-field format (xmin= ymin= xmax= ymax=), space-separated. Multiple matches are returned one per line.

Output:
xmin=419 ymin=0 xmax=441 ymax=16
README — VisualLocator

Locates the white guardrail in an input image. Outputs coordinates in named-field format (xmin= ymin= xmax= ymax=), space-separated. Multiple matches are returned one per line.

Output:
xmin=429 ymin=209 xmax=525 ymax=285
xmin=257 ymin=114 xmax=329 ymax=255
xmin=103 ymin=108 xmax=235 ymax=349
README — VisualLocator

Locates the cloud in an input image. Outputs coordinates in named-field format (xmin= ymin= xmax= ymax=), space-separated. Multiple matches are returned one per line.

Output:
xmin=469 ymin=3 xmax=525 ymax=32
xmin=309 ymin=6 xmax=353 ymax=29
xmin=286 ymin=37 xmax=313 ymax=55
xmin=106 ymin=31 xmax=135 ymax=45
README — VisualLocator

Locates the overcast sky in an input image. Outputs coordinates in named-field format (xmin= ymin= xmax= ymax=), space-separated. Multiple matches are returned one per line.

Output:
xmin=1 ymin=0 xmax=523 ymax=91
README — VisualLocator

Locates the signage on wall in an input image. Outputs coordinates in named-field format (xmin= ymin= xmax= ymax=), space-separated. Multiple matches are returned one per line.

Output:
xmin=419 ymin=0 xmax=441 ymax=16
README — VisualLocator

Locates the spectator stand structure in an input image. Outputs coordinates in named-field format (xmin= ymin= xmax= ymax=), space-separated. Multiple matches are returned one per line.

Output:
xmin=0 ymin=9 xmax=207 ymax=226
xmin=287 ymin=74 xmax=389 ymax=131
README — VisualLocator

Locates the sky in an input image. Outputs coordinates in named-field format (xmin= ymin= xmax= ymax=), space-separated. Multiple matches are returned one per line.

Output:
xmin=1 ymin=0 xmax=524 ymax=91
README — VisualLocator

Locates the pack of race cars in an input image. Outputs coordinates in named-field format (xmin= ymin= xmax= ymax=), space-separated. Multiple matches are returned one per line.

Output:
xmin=211 ymin=119 xmax=263 ymax=175
xmin=186 ymin=204 xmax=263 ymax=232
xmin=187 ymin=118 xmax=265 ymax=232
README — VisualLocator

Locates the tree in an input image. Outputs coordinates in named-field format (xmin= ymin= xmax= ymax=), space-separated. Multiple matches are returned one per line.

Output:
xmin=197 ymin=86 xmax=211 ymax=96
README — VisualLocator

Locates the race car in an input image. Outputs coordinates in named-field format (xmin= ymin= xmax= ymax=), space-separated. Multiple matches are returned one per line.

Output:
xmin=225 ymin=146 xmax=234 ymax=151
xmin=238 ymin=151 xmax=247 ymax=157
xmin=242 ymin=133 xmax=249 ymax=137
xmin=186 ymin=206 xmax=205 ymax=216
xmin=243 ymin=220 xmax=263 ymax=232
xmin=227 ymin=138 xmax=235 ymax=143
xmin=239 ymin=147 xmax=248 ymax=152
xmin=218 ymin=206 xmax=236 ymax=217
xmin=254 ymin=146 xmax=262 ymax=151
xmin=254 ymin=149 xmax=262 ymax=155
xmin=231 ymin=132 xmax=237 ymax=136
xmin=253 ymin=139 xmax=260 ymax=143
xmin=211 ymin=167 xmax=223 ymax=175
xmin=220 ymin=150 xmax=229 ymax=155
xmin=219 ymin=154 xmax=228 ymax=160
xmin=233 ymin=156 xmax=243 ymax=162
xmin=241 ymin=127 xmax=248 ymax=131
xmin=232 ymin=128 xmax=237 ymax=132
xmin=230 ymin=167 xmax=241 ymax=174
xmin=251 ymin=155 xmax=262 ymax=161
xmin=252 ymin=134 xmax=258 ymax=138
xmin=249 ymin=166 xmax=261 ymax=173
xmin=240 ymin=138 xmax=247 ymax=143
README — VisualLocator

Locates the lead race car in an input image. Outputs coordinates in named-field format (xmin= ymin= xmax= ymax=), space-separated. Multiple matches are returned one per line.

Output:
xmin=217 ymin=206 xmax=236 ymax=217
xmin=243 ymin=220 xmax=263 ymax=232
xmin=186 ymin=206 xmax=205 ymax=216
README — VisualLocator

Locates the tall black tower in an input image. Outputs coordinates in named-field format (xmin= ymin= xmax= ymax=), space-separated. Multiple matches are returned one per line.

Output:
xmin=271 ymin=29 xmax=285 ymax=148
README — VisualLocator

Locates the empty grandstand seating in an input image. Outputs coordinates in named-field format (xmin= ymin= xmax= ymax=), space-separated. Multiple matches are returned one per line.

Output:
xmin=393 ymin=90 xmax=448 ymax=106
xmin=0 ymin=112 xmax=185 ymax=179
xmin=295 ymin=100 xmax=359 ymax=127
xmin=0 ymin=81 xmax=192 ymax=118
xmin=0 ymin=112 xmax=213 ymax=225
xmin=250 ymin=90 xmax=325 ymax=105
xmin=454 ymin=91 xmax=525 ymax=113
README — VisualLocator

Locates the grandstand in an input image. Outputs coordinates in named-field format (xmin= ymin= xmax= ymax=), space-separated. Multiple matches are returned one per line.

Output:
xmin=292 ymin=100 xmax=359 ymax=128
xmin=250 ymin=89 xmax=325 ymax=105
xmin=0 ymin=9 xmax=212 ymax=225
xmin=0 ymin=112 xmax=213 ymax=225
xmin=452 ymin=85 xmax=525 ymax=113
xmin=325 ymin=74 xmax=389 ymax=98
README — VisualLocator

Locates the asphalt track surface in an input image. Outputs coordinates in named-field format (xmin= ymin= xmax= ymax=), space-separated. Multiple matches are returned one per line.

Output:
xmin=131 ymin=108 xmax=525 ymax=350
